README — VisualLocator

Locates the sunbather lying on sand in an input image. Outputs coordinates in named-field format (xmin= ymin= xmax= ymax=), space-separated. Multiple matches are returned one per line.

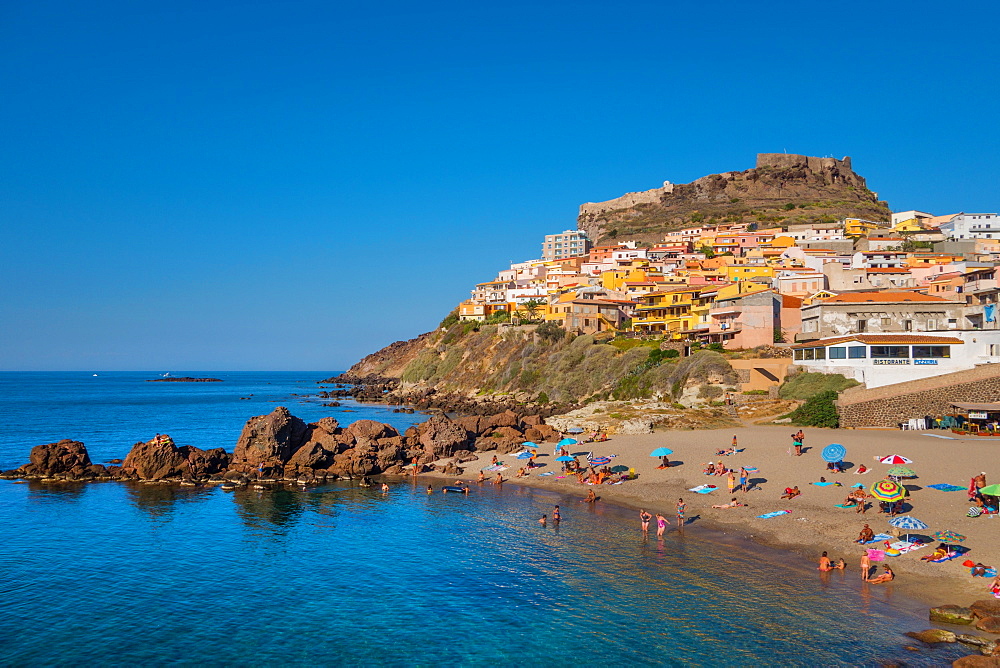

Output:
xmin=781 ymin=486 xmax=801 ymax=500
xmin=711 ymin=497 xmax=748 ymax=509
xmin=869 ymin=566 xmax=894 ymax=584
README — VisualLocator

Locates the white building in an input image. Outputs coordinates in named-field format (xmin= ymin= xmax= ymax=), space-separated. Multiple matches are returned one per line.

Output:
xmin=939 ymin=213 xmax=1000 ymax=240
xmin=541 ymin=229 xmax=591 ymax=261
xmin=791 ymin=332 xmax=1000 ymax=388
xmin=891 ymin=210 xmax=934 ymax=226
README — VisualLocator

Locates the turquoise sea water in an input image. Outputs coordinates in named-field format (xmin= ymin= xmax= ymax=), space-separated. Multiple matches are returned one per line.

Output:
xmin=0 ymin=373 xmax=970 ymax=665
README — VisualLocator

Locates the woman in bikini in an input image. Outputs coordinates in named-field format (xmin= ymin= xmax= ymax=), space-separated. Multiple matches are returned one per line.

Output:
xmin=868 ymin=565 xmax=895 ymax=584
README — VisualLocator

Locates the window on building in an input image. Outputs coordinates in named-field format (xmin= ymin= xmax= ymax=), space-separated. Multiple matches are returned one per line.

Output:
xmin=857 ymin=319 xmax=867 ymax=332
xmin=829 ymin=347 xmax=847 ymax=359
xmin=912 ymin=346 xmax=950 ymax=358
xmin=815 ymin=347 xmax=826 ymax=360
xmin=904 ymin=320 xmax=912 ymax=331
xmin=794 ymin=349 xmax=803 ymax=360
xmin=848 ymin=346 xmax=867 ymax=359
xmin=881 ymin=317 xmax=891 ymax=326
xmin=870 ymin=346 xmax=909 ymax=358
xmin=803 ymin=348 xmax=815 ymax=360
xmin=927 ymin=319 xmax=936 ymax=330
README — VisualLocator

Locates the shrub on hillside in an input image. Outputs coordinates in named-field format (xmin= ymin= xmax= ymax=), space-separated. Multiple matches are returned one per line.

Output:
xmin=787 ymin=390 xmax=840 ymax=428
xmin=779 ymin=372 xmax=859 ymax=400
xmin=439 ymin=309 xmax=459 ymax=329
xmin=536 ymin=322 xmax=567 ymax=343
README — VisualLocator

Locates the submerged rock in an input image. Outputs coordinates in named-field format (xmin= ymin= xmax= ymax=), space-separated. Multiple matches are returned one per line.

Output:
xmin=959 ymin=634 xmax=994 ymax=648
xmin=933 ymin=606 xmax=976 ymax=625
xmin=906 ymin=629 xmax=957 ymax=644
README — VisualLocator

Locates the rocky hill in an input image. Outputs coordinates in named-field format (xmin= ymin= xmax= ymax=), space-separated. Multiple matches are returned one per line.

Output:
xmin=339 ymin=322 xmax=744 ymax=416
xmin=578 ymin=153 xmax=891 ymax=244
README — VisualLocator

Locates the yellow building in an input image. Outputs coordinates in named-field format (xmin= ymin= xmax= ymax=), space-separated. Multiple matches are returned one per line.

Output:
xmin=723 ymin=264 xmax=774 ymax=282
xmin=844 ymin=218 xmax=891 ymax=236
xmin=632 ymin=286 xmax=718 ymax=338
xmin=892 ymin=218 xmax=925 ymax=233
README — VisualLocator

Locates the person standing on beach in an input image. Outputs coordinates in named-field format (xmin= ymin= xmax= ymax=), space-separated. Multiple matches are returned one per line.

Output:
xmin=655 ymin=513 xmax=667 ymax=537
xmin=676 ymin=498 xmax=686 ymax=528
xmin=640 ymin=509 xmax=652 ymax=533
xmin=860 ymin=551 xmax=871 ymax=581
xmin=791 ymin=433 xmax=803 ymax=456
xmin=727 ymin=469 xmax=737 ymax=494
xmin=739 ymin=467 xmax=749 ymax=493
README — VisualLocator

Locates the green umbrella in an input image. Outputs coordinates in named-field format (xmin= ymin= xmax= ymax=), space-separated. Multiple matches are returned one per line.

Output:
xmin=979 ymin=483 xmax=1000 ymax=496
xmin=886 ymin=465 xmax=917 ymax=478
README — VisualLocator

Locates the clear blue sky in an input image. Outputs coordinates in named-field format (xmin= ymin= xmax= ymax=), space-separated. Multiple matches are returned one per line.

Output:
xmin=2 ymin=0 xmax=998 ymax=370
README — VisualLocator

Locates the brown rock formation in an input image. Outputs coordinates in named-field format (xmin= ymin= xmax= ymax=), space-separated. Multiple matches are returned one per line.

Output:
xmin=24 ymin=439 xmax=92 ymax=476
xmin=230 ymin=406 xmax=307 ymax=473
xmin=123 ymin=437 xmax=188 ymax=480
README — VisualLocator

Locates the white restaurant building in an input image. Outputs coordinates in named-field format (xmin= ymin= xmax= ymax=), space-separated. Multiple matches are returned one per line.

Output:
xmin=790 ymin=332 xmax=1000 ymax=388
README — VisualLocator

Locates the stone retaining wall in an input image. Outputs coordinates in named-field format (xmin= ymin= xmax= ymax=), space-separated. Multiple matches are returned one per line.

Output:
xmin=837 ymin=364 xmax=1000 ymax=428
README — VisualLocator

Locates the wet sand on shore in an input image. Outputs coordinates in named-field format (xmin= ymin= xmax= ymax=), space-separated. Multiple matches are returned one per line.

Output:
xmin=428 ymin=425 xmax=999 ymax=610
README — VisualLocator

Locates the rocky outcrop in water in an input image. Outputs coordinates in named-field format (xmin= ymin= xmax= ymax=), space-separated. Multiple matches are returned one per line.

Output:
xmin=2 ymin=406 xmax=562 ymax=484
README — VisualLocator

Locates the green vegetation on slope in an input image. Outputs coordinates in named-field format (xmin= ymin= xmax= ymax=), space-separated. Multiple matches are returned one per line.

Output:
xmin=778 ymin=372 xmax=859 ymax=400
xmin=787 ymin=390 xmax=840 ymax=428
xmin=399 ymin=325 xmax=738 ymax=403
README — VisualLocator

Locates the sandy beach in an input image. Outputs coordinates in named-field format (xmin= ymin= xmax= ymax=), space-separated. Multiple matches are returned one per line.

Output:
xmin=428 ymin=425 xmax=1000 ymax=610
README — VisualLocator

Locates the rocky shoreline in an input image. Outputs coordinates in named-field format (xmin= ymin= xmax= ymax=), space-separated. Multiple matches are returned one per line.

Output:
xmin=0 ymin=406 xmax=561 ymax=486
xmin=318 ymin=373 xmax=579 ymax=418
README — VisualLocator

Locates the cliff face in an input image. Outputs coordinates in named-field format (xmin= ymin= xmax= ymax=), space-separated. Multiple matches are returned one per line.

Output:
xmin=344 ymin=323 xmax=740 ymax=407
xmin=578 ymin=153 xmax=890 ymax=244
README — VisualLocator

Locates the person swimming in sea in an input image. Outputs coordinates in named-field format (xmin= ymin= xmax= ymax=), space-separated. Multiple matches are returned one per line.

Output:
xmin=426 ymin=485 xmax=433 ymax=494
xmin=539 ymin=515 xmax=547 ymax=526
xmin=381 ymin=483 xmax=389 ymax=493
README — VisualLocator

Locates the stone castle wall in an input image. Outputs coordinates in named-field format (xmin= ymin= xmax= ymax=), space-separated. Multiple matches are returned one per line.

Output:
xmin=579 ymin=182 xmax=674 ymax=218
xmin=837 ymin=363 xmax=1000 ymax=428
xmin=755 ymin=153 xmax=853 ymax=173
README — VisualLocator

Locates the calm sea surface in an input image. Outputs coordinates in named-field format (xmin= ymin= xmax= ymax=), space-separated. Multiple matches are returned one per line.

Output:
xmin=0 ymin=372 xmax=969 ymax=665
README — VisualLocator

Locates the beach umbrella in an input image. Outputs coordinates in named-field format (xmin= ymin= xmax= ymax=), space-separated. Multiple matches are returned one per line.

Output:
xmin=650 ymin=447 xmax=674 ymax=457
xmin=555 ymin=455 xmax=576 ymax=462
xmin=931 ymin=530 xmax=966 ymax=543
xmin=869 ymin=480 xmax=906 ymax=503
xmin=589 ymin=456 xmax=613 ymax=466
xmin=979 ymin=483 xmax=1000 ymax=496
xmin=557 ymin=438 xmax=578 ymax=446
xmin=888 ymin=515 xmax=929 ymax=542
xmin=886 ymin=465 xmax=917 ymax=478
xmin=879 ymin=455 xmax=913 ymax=465
xmin=521 ymin=442 xmax=538 ymax=449
xmin=610 ymin=465 xmax=629 ymax=473
xmin=566 ymin=427 xmax=584 ymax=434
xmin=515 ymin=452 xmax=534 ymax=460
xmin=821 ymin=443 xmax=847 ymax=463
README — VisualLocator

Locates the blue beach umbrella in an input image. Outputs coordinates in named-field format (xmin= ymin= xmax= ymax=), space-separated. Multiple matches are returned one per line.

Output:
xmin=521 ymin=442 xmax=539 ymax=449
xmin=888 ymin=515 xmax=929 ymax=542
xmin=515 ymin=452 xmax=534 ymax=460
xmin=649 ymin=447 xmax=674 ymax=457
xmin=821 ymin=443 xmax=847 ymax=463
xmin=555 ymin=455 xmax=576 ymax=462
xmin=558 ymin=438 xmax=578 ymax=446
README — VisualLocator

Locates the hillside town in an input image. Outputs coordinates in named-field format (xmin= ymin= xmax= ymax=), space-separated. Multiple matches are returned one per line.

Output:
xmin=456 ymin=211 xmax=1000 ymax=390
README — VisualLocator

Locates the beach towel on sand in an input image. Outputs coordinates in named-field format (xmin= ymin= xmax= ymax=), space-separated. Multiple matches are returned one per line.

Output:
xmin=834 ymin=502 xmax=856 ymax=508
xmin=927 ymin=484 xmax=966 ymax=492
xmin=811 ymin=482 xmax=840 ymax=487
xmin=756 ymin=510 xmax=791 ymax=519
xmin=537 ymin=472 xmax=555 ymax=477
xmin=688 ymin=484 xmax=718 ymax=494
